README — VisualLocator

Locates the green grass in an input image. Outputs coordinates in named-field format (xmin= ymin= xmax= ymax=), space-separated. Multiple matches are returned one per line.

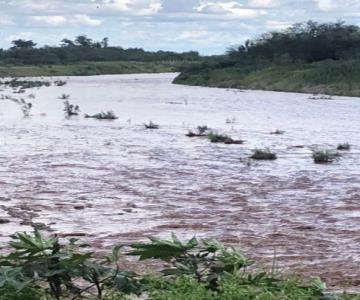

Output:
xmin=174 ymin=59 xmax=360 ymax=97
xmin=250 ymin=148 xmax=277 ymax=160
xmin=0 ymin=61 xmax=178 ymax=77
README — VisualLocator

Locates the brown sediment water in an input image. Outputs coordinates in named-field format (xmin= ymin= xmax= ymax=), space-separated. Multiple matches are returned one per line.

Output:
xmin=0 ymin=73 xmax=359 ymax=289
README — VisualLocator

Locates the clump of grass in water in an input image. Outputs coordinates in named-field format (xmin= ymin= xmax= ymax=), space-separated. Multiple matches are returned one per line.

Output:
xmin=54 ymin=80 xmax=67 ymax=86
xmin=207 ymin=132 xmax=244 ymax=144
xmin=85 ymin=111 xmax=118 ymax=120
xmin=312 ymin=149 xmax=340 ymax=163
xmin=337 ymin=143 xmax=351 ymax=151
xmin=145 ymin=121 xmax=159 ymax=129
xmin=63 ymin=101 xmax=80 ymax=117
xmin=186 ymin=125 xmax=209 ymax=137
xmin=270 ymin=129 xmax=285 ymax=135
xmin=58 ymin=93 xmax=70 ymax=100
xmin=250 ymin=148 xmax=277 ymax=160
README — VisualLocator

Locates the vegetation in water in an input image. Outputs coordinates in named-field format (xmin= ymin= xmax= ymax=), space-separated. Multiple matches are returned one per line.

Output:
xmin=312 ymin=149 xmax=340 ymax=163
xmin=337 ymin=143 xmax=351 ymax=151
xmin=85 ymin=111 xmax=118 ymax=120
xmin=186 ymin=125 xmax=209 ymax=137
xmin=207 ymin=132 xmax=243 ymax=144
xmin=250 ymin=148 xmax=277 ymax=160
xmin=270 ymin=129 xmax=285 ymax=135
xmin=63 ymin=101 xmax=80 ymax=117
xmin=145 ymin=121 xmax=160 ymax=129
xmin=0 ymin=230 xmax=357 ymax=300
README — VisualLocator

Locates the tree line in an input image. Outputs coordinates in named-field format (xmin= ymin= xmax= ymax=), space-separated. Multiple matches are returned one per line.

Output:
xmin=0 ymin=35 xmax=200 ymax=65
xmin=228 ymin=20 xmax=360 ymax=64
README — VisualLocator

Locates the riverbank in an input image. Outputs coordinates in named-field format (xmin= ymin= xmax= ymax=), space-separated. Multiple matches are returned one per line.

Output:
xmin=173 ymin=59 xmax=360 ymax=97
xmin=0 ymin=61 xmax=178 ymax=77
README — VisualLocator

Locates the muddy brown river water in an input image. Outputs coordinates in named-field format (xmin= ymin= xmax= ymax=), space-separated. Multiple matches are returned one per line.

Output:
xmin=0 ymin=73 xmax=359 ymax=289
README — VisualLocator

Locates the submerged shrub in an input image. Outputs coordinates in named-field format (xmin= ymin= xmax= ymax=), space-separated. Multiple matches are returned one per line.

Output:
xmin=54 ymin=80 xmax=67 ymax=86
xmin=312 ymin=149 xmax=339 ymax=163
xmin=63 ymin=100 xmax=80 ymax=117
xmin=250 ymin=148 xmax=277 ymax=160
xmin=186 ymin=125 xmax=209 ymax=137
xmin=207 ymin=132 xmax=243 ymax=144
xmin=85 ymin=111 xmax=118 ymax=120
xmin=270 ymin=129 xmax=285 ymax=135
xmin=58 ymin=93 xmax=70 ymax=100
xmin=145 ymin=121 xmax=159 ymax=129
xmin=337 ymin=143 xmax=351 ymax=151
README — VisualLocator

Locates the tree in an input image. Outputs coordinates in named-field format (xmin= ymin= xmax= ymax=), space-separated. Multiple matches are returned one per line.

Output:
xmin=101 ymin=37 xmax=109 ymax=48
xmin=11 ymin=39 xmax=37 ymax=50
xmin=74 ymin=35 xmax=93 ymax=47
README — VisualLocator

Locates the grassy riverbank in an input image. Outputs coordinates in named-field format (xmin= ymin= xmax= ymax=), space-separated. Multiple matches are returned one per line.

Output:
xmin=174 ymin=59 xmax=360 ymax=97
xmin=0 ymin=61 xmax=178 ymax=77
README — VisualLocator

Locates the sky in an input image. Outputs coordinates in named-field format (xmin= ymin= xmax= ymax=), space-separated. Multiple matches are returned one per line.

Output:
xmin=0 ymin=0 xmax=360 ymax=54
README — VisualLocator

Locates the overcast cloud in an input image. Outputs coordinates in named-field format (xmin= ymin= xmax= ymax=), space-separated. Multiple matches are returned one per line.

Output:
xmin=0 ymin=0 xmax=359 ymax=54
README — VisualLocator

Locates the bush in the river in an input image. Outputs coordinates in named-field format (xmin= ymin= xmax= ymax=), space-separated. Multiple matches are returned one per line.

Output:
xmin=312 ymin=149 xmax=339 ymax=163
xmin=186 ymin=125 xmax=209 ymax=137
xmin=207 ymin=132 xmax=243 ymax=144
xmin=54 ymin=80 xmax=67 ymax=86
xmin=58 ymin=93 xmax=70 ymax=100
xmin=85 ymin=111 xmax=118 ymax=120
xmin=0 ymin=230 xmax=357 ymax=300
xmin=0 ymin=79 xmax=51 ymax=89
xmin=145 ymin=121 xmax=160 ymax=129
xmin=63 ymin=100 xmax=80 ymax=117
xmin=20 ymin=99 xmax=32 ymax=117
xmin=270 ymin=129 xmax=285 ymax=135
xmin=337 ymin=143 xmax=351 ymax=151
xmin=250 ymin=148 xmax=277 ymax=160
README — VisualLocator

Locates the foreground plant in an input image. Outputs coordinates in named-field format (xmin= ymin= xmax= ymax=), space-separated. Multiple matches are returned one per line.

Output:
xmin=312 ymin=149 xmax=339 ymax=163
xmin=85 ymin=111 xmax=118 ymax=120
xmin=0 ymin=231 xmax=356 ymax=300
xmin=0 ymin=229 xmax=139 ymax=300
xmin=250 ymin=148 xmax=277 ymax=160
xmin=207 ymin=132 xmax=243 ymax=144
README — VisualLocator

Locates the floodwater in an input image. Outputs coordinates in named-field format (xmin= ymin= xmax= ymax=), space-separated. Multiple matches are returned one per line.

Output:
xmin=0 ymin=73 xmax=359 ymax=289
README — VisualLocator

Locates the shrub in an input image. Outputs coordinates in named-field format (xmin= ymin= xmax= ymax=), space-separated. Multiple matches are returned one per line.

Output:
xmin=85 ymin=111 xmax=118 ymax=120
xmin=250 ymin=148 xmax=277 ymax=160
xmin=312 ymin=150 xmax=339 ymax=163
xmin=337 ymin=143 xmax=351 ymax=151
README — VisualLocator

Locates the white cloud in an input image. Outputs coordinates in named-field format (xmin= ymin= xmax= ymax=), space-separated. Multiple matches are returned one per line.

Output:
xmin=196 ymin=1 xmax=267 ymax=18
xmin=30 ymin=15 xmax=67 ymax=26
xmin=73 ymin=14 xmax=103 ymax=26
xmin=314 ymin=0 xmax=337 ymax=11
xmin=176 ymin=30 xmax=209 ymax=40
xmin=248 ymin=0 xmax=278 ymax=7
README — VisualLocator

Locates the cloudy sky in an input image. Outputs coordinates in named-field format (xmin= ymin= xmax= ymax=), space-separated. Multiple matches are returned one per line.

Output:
xmin=0 ymin=0 xmax=359 ymax=54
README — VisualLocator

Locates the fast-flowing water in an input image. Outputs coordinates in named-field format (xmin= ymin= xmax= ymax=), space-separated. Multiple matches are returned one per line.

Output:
xmin=0 ymin=73 xmax=359 ymax=288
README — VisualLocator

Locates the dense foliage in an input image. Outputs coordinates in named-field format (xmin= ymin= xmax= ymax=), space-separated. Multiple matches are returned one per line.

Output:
xmin=0 ymin=35 xmax=200 ymax=65
xmin=175 ymin=21 xmax=360 ymax=96
xmin=1 ymin=230 xmax=357 ymax=300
